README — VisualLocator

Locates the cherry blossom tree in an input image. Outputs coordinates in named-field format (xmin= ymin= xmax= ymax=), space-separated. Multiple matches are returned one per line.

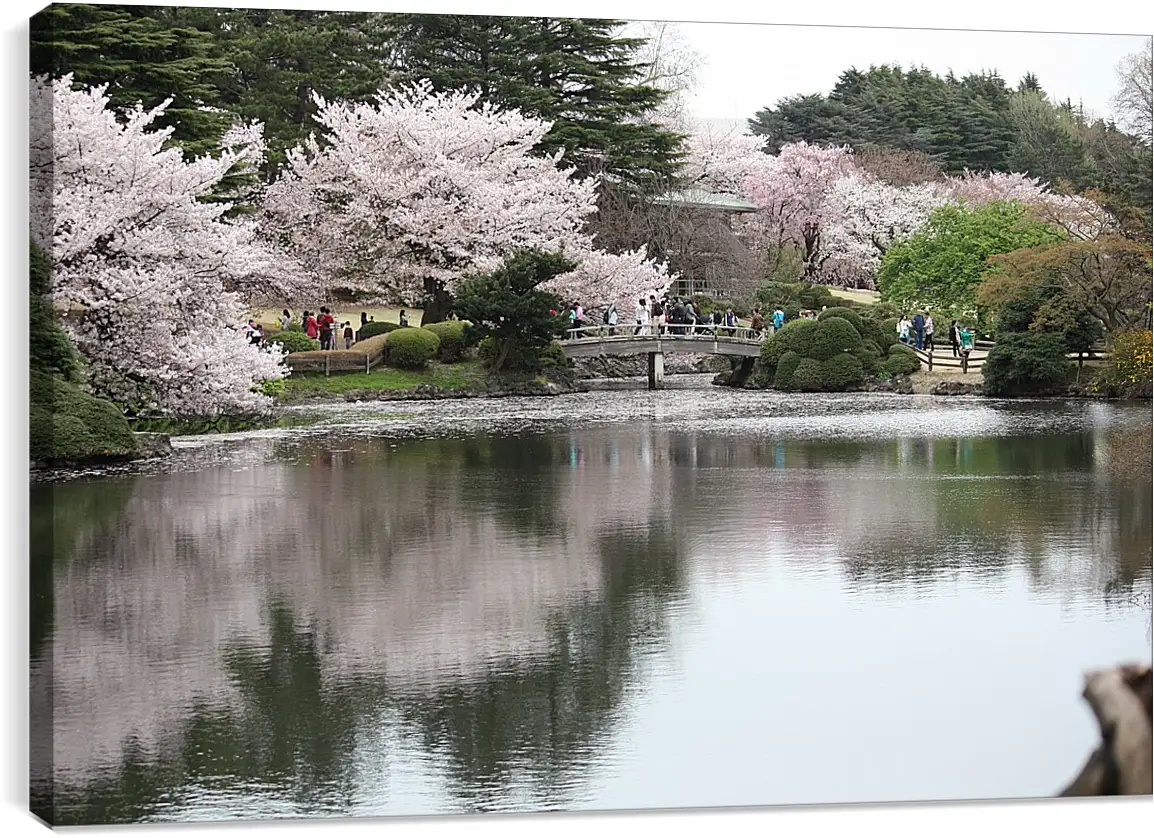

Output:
xmin=943 ymin=170 xmax=1114 ymax=240
xmin=819 ymin=174 xmax=952 ymax=288
xmin=30 ymin=74 xmax=305 ymax=418
xmin=740 ymin=141 xmax=857 ymax=280
xmin=263 ymin=81 xmax=674 ymax=322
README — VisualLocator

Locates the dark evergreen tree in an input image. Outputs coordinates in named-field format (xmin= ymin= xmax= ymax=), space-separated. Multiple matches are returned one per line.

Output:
xmin=30 ymin=4 xmax=235 ymax=158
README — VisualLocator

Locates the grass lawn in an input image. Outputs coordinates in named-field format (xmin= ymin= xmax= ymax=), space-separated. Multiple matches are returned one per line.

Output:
xmin=282 ymin=360 xmax=484 ymax=398
xmin=829 ymin=287 xmax=880 ymax=305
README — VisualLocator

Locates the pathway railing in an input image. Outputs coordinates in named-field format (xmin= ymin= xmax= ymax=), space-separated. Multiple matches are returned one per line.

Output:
xmin=561 ymin=323 xmax=767 ymax=344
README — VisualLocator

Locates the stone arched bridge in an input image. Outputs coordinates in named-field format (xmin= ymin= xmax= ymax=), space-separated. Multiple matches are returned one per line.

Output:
xmin=559 ymin=325 xmax=767 ymax=389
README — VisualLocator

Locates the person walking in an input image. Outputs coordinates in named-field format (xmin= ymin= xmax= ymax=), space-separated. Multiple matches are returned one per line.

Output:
xmin=634 ymin=298 xmax=647 ymax=335
xmin=949 ymin=320 xmax=960 ymax=357
xmin=304 ymin=311 xmax=319 ymax=341
xmin=606 ymin=301 xmax=618 ymax=335
xmin=318 ymin=306 xmax=335 ymax=350
xmin=650 ymin=295 xmax=662 ymax=336
xmin=574 ymin=302 xmax=585 ymax=331
xmin=343 ymin=321 xmax=355 ymax=349
xmin=912 ymin=311 xmax=925 ymax=351
xmin=280 ymin=309 xmax=292 ymax=331
xmin=898 ymin=316 xmax=910 ymax=345
xmin=399 ymin=310 xmax=409 ymax=327
xmin=924 ymin=314 xmax=935 ymax=353
xmin=750 ymin=309 xmax=765 ymax=339
xmin=773 ymin=308 xmax=785 ymax=331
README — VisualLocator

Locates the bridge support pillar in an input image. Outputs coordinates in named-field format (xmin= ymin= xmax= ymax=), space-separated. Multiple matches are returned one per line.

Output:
xmin=647 ymin=351 xmax=665 ymax=390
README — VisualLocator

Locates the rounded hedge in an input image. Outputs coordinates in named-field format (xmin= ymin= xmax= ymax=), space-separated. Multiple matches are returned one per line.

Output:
xmin=422 ymin=320 xmax=468 ymax=363
xmin=884 ymin=352 xmax=921 ymax=376
xmin=774 ymin=350 xmax=803 ymax=390
xmin=538 ymin=341 xmax=568 ymax=369
xmin=385 ymin=326 xmax=440 ymax=369
xmin=356 ymin=320 xmax=403 ymax=341
xmin=882 ymin=318 xmax=900 ymax=344
xmin=889 ymin=342 xmax=918 ymax=358
xmin=817 ymin=306 xmax=864 ymax=335
xmin=791 ymin=357 xmax=826 ymax=392
xmin=821 ymin=353 xmax=866 ymax=391
xmin=982 ymin=331 xmax=1071 ymax=397
xmin=30 ymin=373 xmax=138 ymax=463
xmin=269 ymin=331 xmax=318 ymax=354
xmin=760 ymin=318 xmax=820 ymax=370
xmin=807 ymin=316 xmax=861 ymax=361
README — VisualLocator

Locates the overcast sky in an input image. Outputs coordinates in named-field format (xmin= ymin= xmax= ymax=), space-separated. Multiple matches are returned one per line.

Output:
xmin=674 ymin=22 xmax=1150 ymax=126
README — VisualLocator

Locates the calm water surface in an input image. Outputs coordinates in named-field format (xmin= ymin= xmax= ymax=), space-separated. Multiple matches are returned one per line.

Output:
xmin=30 ymin=383 xmax=1153 ymax=824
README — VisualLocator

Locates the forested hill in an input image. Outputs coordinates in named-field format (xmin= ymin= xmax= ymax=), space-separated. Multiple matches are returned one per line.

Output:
xmin=748 ymin=65 xmax=1152 ymax=232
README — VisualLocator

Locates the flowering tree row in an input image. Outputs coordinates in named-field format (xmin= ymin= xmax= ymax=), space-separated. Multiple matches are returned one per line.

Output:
xmin=679 ymin=127 xmax=1114 ymax=290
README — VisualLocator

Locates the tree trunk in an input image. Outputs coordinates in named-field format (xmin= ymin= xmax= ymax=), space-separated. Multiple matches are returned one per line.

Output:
xmin=1058 ymin=662 xmax=1152 ymax=797
xmin=420 ymin=278 xmax=454 ymax=326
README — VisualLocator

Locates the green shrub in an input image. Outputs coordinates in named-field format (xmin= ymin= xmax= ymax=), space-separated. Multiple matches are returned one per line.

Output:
xmin=821 ymin=353 xmax=866 ymax=391
xmin=356 ymin=320 xmax=403 ymax=341
xmin=790 ymin=357 xmax=825 ymax=392
xmin=268 ymin=331 xmax=318 ymax=354
xmin=882 ymin=318 xmax=899 ymax=345
xmin=1091 ymin=330 xmax=1153 ymax=397
xmin=760 ymin=318 xmax=820 ymax=370
xmin=422 ymin=320 xmax=469 ymax=362
xmin=853 ymin=341 xmax=883 ymax=376
xmin=982 ymin=331 xmax=1071 ymax=397
xmin=259 ymin=378 xmax=286 ymax=397
xmin=537 ymin=341 xmax=568 ymax=369
xmin=385 ymin=326 xmax=440 ymax=369
xmin=29 ymin=373 xmax=138 ymax=463
xmin=889 ymin=342 xmax=917 ymax=358
xmin=774 ymin=350 xmax=803 ymax=389
xmin=884 ymin=352 xmax=921 ymax=376
xmin=808 ymin=316 xmax=861 ymax=361
xmin=817 ymin=306 xmax=864 ymax=335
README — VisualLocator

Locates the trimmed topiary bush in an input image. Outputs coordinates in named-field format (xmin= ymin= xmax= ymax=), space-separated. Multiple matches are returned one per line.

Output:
xmin=30 ymin=372 xmax=138 ymax=463
xmin=537 ymin=341 xmax=568 ymax=369
xmin=882 ymin=318 xmax=900 ymax=345
xmin=422 ymin=320 xmax=468 ymax=362
xmin=268 ymin=331 xmax=318 ymax=354
xmin=817 ymin=306 xmax=864 ymax=335
xmin=760 ymin=317 xmax=820 ymax=370
xmin=808 ymin=316 xmax=861 ymax=361
xmin=791 ymin=357 xmax=825 ymax=392
xmin=982 ymin=331 xmax=1071 ymax=397
xmin=356 ymin=320 xmax=402 ymax=341
xmin=884 ymin=352 xmax=921 ymax=376
xmin=889 ymin=342 xmax=918 ymax=358
xmin=385 ymin=326 xmax=440 ymax=369
xmin=821 ymin=353 xmax=866 ymax=391
xmin=774 ymin=350 xmax=803 ymax=389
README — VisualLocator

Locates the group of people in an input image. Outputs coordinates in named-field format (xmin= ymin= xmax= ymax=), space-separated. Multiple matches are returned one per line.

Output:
xmin=897 ymin=313 xmax=975 ymax=357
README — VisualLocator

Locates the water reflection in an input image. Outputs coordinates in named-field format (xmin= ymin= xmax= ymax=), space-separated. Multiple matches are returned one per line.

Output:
xmin=30 ymin=400 xmax=1152 ymax=824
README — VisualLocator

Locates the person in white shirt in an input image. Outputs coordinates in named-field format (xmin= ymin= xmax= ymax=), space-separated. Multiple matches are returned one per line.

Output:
xmin=898 ymin=317 xmax=911 ymax=344
xmin=634 ymin=298 xmax=647 ymax=335
xmin=924 ymin=315 xmax=935 ymax=352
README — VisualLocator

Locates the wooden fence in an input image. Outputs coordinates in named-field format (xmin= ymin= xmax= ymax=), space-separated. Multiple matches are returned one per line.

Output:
xmin=282 ymin=333 xmax=390 ymax=376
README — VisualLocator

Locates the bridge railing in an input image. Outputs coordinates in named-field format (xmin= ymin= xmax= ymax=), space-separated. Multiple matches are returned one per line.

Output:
xmin=561 ymin=324 xmax=767 ymax=343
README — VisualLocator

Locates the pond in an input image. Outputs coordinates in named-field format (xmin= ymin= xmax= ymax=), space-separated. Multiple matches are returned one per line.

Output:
xmin=30 ymin=382 xmax=1153 ymax=824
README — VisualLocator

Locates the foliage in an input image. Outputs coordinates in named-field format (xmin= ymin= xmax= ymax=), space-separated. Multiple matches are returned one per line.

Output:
xmin=981 ymin=331 xmax=1071 ymax=396
xmin=820 ymin=353 xmax=866 ymax=391
xmin=536 ymin=341 xmax=569 ymax=370
xmin=29 ymin=371 xmax=138 ymax=463
xmin=883 ymin=352 xmax=921 ymax=376
xmin=889 ymin=342 xmax=918 ymax=358
xmin=984 ymin=237 xmax=1152 ymax=334
xmin=355 ymin=321 xmax=402 ymax=341
xmin=263 ymin=80 xmax=673 ymax=311
xmin=453 ymin=250 xmax=574 ymax=373
xmin=754 ymin=281 xmax=838 ymax=321
xmin=381 ymin=14 xmax=684 ymax=187
xmin=422 ymin=320 xmax=469 ymax=363
xmin=30 ymin=4 xmax=237 ymax=159
xmin=790 ymin=357 xmax=825 ymax=392
xmin=852 ymin=342 xmax=884 ymax=376
xmin=384 ymin=327 xmax=440 ymax=370
xmin=259 ymin=378 xmax=286 ymax=397
xmin=758 ymin=317 xmax=820 ymax=372
xmin=31 ymin=75 xmax=298 ymax=419
xmin=280 ymin=361 xmax=485 ymax=398
xmin=268 ymin=331 xmax=319 ymax=354
xmin=1091 ymin=330 xmax=1153 ymax=398
xmin=29 ymin=238 xmax=80 ymax=382
xmin=877 ymin=200 xmax=1067 ymax=325
xmin=816 ymin=305 xmax=864 ymax=334
xmin=807 ymin=316 xmax=861 ymax=361
xmin=773 ymin=350 xmax=803 ymax=389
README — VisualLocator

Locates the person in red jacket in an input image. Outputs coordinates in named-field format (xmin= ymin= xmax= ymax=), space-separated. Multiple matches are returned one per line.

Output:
xmin=304 ymin=311 xmax=319 ymax=341
xmin=317 ymin=307 xmax=336 ymax=350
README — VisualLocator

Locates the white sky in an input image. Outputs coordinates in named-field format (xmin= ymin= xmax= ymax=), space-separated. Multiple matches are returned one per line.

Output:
xmin=677 ymin=23 xmax=1151 ymax=125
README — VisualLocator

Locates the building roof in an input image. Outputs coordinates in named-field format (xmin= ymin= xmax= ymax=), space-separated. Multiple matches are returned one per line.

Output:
xmin=650 ymin=188 xmax=760 ymax=213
